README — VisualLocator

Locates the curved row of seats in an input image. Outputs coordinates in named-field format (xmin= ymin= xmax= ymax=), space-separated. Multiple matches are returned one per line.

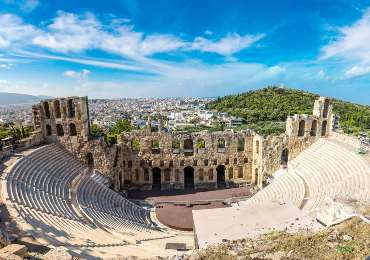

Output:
xmin=291 ymin=139 xmax=370 ymax=218
xmin=77 ymin=175 xmax=171 ymax=241
xmin=240 ymin=167 xmax=305 ymax=208
xmin=242 ymin=138 xmax=370 ymax=221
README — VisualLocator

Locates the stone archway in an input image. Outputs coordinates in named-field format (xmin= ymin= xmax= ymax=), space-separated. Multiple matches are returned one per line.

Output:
xmin=152 ymin=167 xmax=161 ymax=189
xmin=281 ymin=148 xmax=288 ymax=165
xmin=147 ymin=112 xmax=163 ymax=133
xmin=216 ymin=165 xmax=226 ymax=188
xmin=86 ymin=153 xmax=93 ymax=167
xmin=184 ymin=166 xmax=194 ymax=189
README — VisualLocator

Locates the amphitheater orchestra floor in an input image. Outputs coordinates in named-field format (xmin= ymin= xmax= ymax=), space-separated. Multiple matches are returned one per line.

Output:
xmin=127 ymin=185 xmax=254 ymax=202
xmin=155 ymin=201 xmax=227 ymax=231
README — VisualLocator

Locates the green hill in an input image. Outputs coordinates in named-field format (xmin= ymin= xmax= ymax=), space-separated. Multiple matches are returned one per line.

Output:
xmin=208 ymin=86 xmax=370 ymax=135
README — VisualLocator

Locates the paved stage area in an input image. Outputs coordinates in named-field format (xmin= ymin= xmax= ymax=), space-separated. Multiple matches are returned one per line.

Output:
xmin=128 ymin=185 xmax=254 ymax=202
xmin=156 ymin=202 xmax=227 ymax=231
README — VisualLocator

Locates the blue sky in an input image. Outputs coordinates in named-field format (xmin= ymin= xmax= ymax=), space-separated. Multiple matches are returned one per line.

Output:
xmin=1 ymin=0 xmax=370 ymax=104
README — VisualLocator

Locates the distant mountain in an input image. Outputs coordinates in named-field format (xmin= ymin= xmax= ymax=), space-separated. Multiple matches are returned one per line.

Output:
xmin=37 ymin=95 xmax=54 ymax=100
xmin=0 ymin=92 xmax=54 ymax=106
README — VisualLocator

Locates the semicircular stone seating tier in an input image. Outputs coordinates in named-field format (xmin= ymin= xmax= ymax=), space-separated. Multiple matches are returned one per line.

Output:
xmin=0 ymin=144 xmax=180 ymax=259
xmin=77 ymin=174 xmax=174 ymax=243
xmin=242 ymin=138 xmax=370 ymax=220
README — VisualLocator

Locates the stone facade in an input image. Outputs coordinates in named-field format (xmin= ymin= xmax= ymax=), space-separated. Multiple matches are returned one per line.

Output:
xmin=29 ymin=95 xmax=339 ymax=190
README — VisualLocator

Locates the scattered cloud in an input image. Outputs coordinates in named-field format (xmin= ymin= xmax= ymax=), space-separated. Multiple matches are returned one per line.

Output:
xmin=42 ymin=83 xmax=51 ymax=88
xmin=205 ymin=30 xmax=213 ymax=35
xmin=339 ymin=66 xmax=370 ymax=80
xmin=322 ymin=7 xmax=370 ymax=63
xmin=302 ymin=70 xmax=330 ymax=82
xmin=2 ymin=0 xmax=40 ymax=13
xmin=250 ymin=66 xmax=287 ymax=82
xmin=63 ymin=69 xmax=101 ymax=92
xmin=191 ymin=32 xmax=265 ymax=56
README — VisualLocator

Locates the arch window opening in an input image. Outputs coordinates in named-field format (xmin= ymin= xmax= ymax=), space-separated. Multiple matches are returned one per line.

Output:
xmin=44 ymin=102 xmax=50 ymax=119
xmin=46 ymin=124 xmax=51 ymax=136
xmin=67 ymin=99 xmax=75 ymax=118
xmin=311 ymin=120 xmax=317 ymax=137
xmin=228 ymin=167 xmax=233 ymax=179
xmin=69 ymin=123 xmax=77 ymax=136
xmin=255 ymin=168 xmax=259 ymax=185
xmin=135 ymin=169 xmax=139 ymax=181
xmin=198 ymin=169 xmax=204 ymax=181
xmin=86 ymin=153 xmax=94 ymax=167
xmin=323 ymin=99 xmax=329 ymax=118
xmin=152 ymin=139 xmax=159 ymax=154
xmin=238 ymin=166 xmax=243 ymax=179
xmin=164 ymin=168 xmax=170 ymax=182
xmin=281 ymin=149 xmax=288 ymax=165
xmin=184 ymin=166 xmax=194 ymax=189
xmin=217 ymin=138 xmax=225 ymax=148
xmin=144 ymin=168 xmax=149 ymax=181
xmin=256 ymin=141 xmax=259 ymax=154
xmin=197 ymin=138 xmax=205 ymax=149
xmin=298 ymin=120 xmax=305 ymax=137
xmin=172 ymin=139 xmax=180 ymax=149
xmin=208 ymin=169 xmax=213 ymax=181
xmin=54 ymin=100 xmax=61 ymax=118
xmin=216 ymin=165 xmax=226 ymax=188
xmin=56 ymin=124 xmax=64 ymax=136
xmin=132 ymin=140 xmax=140 ymax=153
xmin=322 ymin=121 xmax=327 ymax=136
xmin=152 ymin=167 xmax=161 ymax=189
xmin=184 ymin=139 xmax=194 ymax=156
xmin=238 ymin=137 xmax=244 ymax=151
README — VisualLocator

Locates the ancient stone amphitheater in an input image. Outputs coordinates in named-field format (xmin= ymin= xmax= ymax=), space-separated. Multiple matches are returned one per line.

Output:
xmin=1 ymin=95 xmax=369 ymax=259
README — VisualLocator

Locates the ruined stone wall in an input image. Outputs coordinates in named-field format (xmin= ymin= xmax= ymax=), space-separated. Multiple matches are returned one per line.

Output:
xmin=30 ymin=95 xmax=339 ymax=190
xmin=329 ymin=131 xmax=359 ymax=148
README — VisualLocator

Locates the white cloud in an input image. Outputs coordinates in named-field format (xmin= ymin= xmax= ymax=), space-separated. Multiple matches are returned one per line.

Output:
xmin=191 ymin=32 xmax=264 ymax=56
xmin=250 ymin=66 xmax=287 ymax=82
xmin=339 ymin=66 xmax=370 ymax=80
xmin=0 ymin=64 xmax=6 ymax=67
xmin=3 ymin=0 xmax=39 ymax=13
xmin=205 ymin=30 xmax=213 ymax=35
xmin=0 ymin=54 xmax=3 ymax=57
xmin=322 ymin=8 xmax=370 ymax=63
xmin=63 ymin=69 xmax=101 ymax=92
xmin=42 ymin=83 xmax=50 ymax=88
xmin=302 ymin=70 xmax=330 ymax=82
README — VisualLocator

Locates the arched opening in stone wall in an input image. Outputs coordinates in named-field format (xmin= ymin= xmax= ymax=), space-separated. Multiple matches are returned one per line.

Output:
xmin=172 ymin=139 xmax=180 ymax=148
xmin=184 ymin=139 xmax=193 ymax=149
xmin=208 ymin=169 xmax=213 ymax=180
xmin=197 ymin=138 xmax=205 ymax=148
xmin=175 ymin=169 xmax=179 ymax=181
xmin=86 ymin=153 xmax=93 ymax=166
xmin=69 ymin=123 xmax=77 ymax=136
xmin=54 ymin=100 xmax=61 ymax=118
xmin=164 ymin=168 xmax=170 ymax=181
xmin=228 ymin=167 xmax=233 ymax=179
xmin=56 ymin=124 xmax=64 ymax=136
xmin=238 ymin=166 xmax=243 ymax=178
xmin=256 ymin=141 xmax=259 ymax=154
xmin=323 ymin=99 xmax=329 ymax=118
xmin=46 ymin=124 xmax=51 ymax=136
xmin=132 ymin=139 xmax=140 ymax=152
xmin=234 ymin=158 xmax=237 ymax=165
xmin=198 ymin=169 xmax=204 ymax=181
xmin=152 ymin=139 xmax=159 ymax=154
xmin=255 ymin=168 xmax=258 ymax=185
xmin=298 ymin=120 xmax=305 ymax=137
xmin=135 ymin=169 xmax=139 ymax=181
xmin=238 ymin=137 xmax=244 ymax=151
xmin=217 ymin=138 xmax=225 ymax=148
xmin=281 ymin=148 xmax=288 ymax=165
xmin=216 ymin=165 xmax=226 ymax=187
xmin=184 ymin=166 xmax=194 ymax=189
xmin=152 ymin=167 xmax=161 ymax=189
xmin=322 ymin=121 xmax=327 ymax=136
xmin=67 ymin=99 xmax=75 ymax=118
xmin=44 ymin=102 xmax=50 ymax=119
xmin=144 ymin=168 xmax=149 ymax=181
xmin=311 ymin=120 xmax=317 ymax=137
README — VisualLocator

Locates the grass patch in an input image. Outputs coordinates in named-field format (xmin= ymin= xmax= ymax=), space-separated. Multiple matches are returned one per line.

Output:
xmin=264 ymin=230 xmax=287 ymax=236
xmin=334 ymin=245 xmax=356 ymax=254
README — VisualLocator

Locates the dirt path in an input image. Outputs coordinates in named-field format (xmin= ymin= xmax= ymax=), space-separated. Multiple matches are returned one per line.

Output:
xmin=0 ymin=146 xmax=50 ymax=253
